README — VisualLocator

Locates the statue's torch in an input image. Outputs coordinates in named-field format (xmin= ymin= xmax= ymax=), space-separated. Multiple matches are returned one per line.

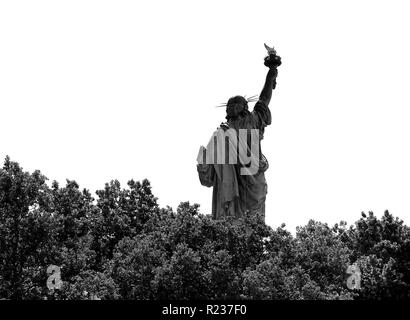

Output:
xmin=264 ymin=43 xmax=282 ymax=68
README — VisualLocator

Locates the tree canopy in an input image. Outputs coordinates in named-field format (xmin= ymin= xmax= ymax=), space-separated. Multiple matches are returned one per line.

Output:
xmin=0 ymin=157 xmax=409 ymax=299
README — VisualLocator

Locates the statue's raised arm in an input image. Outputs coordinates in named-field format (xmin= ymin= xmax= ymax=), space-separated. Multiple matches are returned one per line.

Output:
xmin=258 ymin=44 xmax=282 ymax=107
xmin=250 ymin=44 xmax=281 ymax=130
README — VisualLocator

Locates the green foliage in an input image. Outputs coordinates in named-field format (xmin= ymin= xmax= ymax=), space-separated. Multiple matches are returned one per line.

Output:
xmin=0 ymin=157 xmax=409 ymax=299
xmin=350 ymin=211 xmax=410 ymax=299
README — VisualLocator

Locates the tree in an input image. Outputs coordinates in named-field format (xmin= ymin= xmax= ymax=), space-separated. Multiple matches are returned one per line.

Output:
xmin=0 ymin=157 xmax=52 ymax=299
xmin=1 ymin=157 xmax=409 ymax=300
xmin=349 ymin=211 xmax=410 ymax=299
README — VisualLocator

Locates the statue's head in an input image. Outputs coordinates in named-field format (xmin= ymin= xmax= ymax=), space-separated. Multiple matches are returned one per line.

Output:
xmin=226 ymin=95 xmax=249 ymax=121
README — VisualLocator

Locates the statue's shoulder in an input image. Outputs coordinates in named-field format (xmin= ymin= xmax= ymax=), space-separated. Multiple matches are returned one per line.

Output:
xmin=218 ymin=122 xmax=230 ymax=131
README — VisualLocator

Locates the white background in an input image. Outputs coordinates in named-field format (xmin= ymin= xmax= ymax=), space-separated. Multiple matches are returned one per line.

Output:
xmin=1 ymin=0 xmax=409 ymax=233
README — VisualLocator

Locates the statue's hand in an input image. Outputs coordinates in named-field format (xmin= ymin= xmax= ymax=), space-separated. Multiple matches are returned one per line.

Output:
xmin=264 ymin=54 xmax=281 ymax=68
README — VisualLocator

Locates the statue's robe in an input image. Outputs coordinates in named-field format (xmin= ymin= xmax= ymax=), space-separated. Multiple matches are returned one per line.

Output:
xmin=197 ymin=100 xmax=271 ymax=220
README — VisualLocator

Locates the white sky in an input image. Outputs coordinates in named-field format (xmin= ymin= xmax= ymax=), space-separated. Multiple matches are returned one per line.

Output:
xmin=1 ymin=0 xmax=410 ymax=233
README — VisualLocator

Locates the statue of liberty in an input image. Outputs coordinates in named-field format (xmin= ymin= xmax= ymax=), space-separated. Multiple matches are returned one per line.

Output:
xmin=197 ymin=44 xmax=281 ymax=221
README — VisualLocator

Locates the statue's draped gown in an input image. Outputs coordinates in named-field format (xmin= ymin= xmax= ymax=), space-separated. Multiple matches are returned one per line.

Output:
xmin=197 ymin=100 xmax=271 ymax=220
